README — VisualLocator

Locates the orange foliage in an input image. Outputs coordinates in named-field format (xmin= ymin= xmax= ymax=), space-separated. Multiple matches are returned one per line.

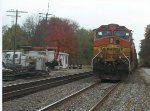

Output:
xmin=44 ymin=17 xmax=77 ymax=56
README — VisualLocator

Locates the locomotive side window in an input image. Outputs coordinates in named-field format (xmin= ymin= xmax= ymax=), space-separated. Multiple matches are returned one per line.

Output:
xmin=114 ymin=30 xmax=130 ymax=39
xmin=96 ymin=30 xmax=112 ymax=38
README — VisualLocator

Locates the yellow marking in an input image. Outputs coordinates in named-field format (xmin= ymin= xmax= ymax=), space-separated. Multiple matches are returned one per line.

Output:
xmin=93 ymin=45 xmax=131 ymax=60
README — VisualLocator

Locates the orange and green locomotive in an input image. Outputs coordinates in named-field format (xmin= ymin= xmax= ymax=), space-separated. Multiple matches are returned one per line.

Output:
xmin=92 ymin=24 xmax=137 ymax=80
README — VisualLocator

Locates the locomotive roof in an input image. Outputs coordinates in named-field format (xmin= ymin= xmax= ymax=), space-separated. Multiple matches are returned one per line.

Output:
xmin=94 ymin=24 xmax=131 ymax=31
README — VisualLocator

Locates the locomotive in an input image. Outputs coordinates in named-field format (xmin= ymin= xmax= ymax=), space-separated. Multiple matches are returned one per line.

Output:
xmin=92 ymin=24 xmax=137 ymax=80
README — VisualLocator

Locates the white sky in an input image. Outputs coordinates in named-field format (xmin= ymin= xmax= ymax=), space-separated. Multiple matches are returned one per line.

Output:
xmin=2 ymin=0 xmax=150 ymax=54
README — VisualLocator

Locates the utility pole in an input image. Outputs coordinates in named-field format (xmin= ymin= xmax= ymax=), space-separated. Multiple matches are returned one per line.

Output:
xmin=46 ymin=1 xmax=50 ymax=21
xmin=7 ymin=9 xmax=27 ymax=65
xmin=39 ymin=1 xmax=54 ymax=23
xmin=38 ymin=1 xmax=54 ymax=46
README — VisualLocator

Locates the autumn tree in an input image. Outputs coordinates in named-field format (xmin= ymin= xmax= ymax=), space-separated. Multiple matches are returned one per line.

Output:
xmin=45 ymin=17 xmax=78 ymax=50
xmin=139 ymin=24 xmax=150 ymax=66
xmin=37 ymin=17 xmax=78 ymax=58
xmin=33 ymin=17 xmax=94 ymax=64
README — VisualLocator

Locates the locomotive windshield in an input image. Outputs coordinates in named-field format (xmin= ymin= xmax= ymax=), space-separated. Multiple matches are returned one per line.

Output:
xmin=114 ymin=30 xmax=130 ymax=39
xmin=96 ymin=30 xmax=112 ymax=38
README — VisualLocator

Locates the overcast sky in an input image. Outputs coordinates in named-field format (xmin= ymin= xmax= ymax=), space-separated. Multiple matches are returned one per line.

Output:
xmin=2 ymin=0 xmax=150 ymax=53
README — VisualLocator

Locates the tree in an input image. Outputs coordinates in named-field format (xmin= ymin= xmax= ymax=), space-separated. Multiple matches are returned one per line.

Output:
xmin=144 ymin=25 xmax=150 ymax=39
xmin=139 ymin=24 xmax=150 ymax=66
xmin=22 ymin=15 xmax=39 ymax=45
xmin=32 ymin=17 xmax=79 ymax=62
xmin=43 ymin=17 xmax=79 ymax=61
xmin=32 ymin=18 xmax=48 ymax=46
xmin=2 ymin=25 xmax=28 ymax=50
xmin=75 ymin=28 xmax=93 ymax=64
xmin=2 ymin=25 xmax=9 ymax=36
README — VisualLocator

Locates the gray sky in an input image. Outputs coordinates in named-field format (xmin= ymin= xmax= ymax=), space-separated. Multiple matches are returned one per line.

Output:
xmin=2 ymin=0 xmax=150 ymax=53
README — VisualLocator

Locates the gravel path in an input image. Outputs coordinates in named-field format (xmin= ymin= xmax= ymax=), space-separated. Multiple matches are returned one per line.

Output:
xmin=97 ymin=68 xmax=150 ymax=111
xmin=3 ymin=76 xmax=98 ymax=111
xmin=142 ymin=68 xmax=150 ymax=76
xmin=141 ymin=68 xmax=150 ymax=84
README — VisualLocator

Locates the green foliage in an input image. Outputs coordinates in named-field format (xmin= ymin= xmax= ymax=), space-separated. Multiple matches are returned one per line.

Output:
xmin=2 ymin=25 xmax=9 ymax=36
xmin=139 ymin=24 xmax=150 ymax=67
xmin=75 ymin=28 xmax=93 ymax=64
xmin=2 ymin=25 xmax=29 ymax=50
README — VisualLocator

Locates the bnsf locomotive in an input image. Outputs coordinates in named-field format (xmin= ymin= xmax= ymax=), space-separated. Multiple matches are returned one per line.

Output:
xmin=92 ymin=24 xmax=137 ymax=80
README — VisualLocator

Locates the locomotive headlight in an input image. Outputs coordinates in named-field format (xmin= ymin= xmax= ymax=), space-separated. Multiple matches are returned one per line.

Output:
xmin=119 ymin=56 xmax=122 ymax=59
xmin=109 ymin=38 xmax=114 ymax=43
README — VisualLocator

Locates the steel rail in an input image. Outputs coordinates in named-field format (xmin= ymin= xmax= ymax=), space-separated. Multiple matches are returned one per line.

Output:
xmin=3 ymin=71 xmax=93 ymax=102
xmin=38 ymin=82 xmax=100 ymax=111
xmin=89 ymin=82 xmax=120 ymax=111
xmin=3 ymin=71 xmax=92 ymax=93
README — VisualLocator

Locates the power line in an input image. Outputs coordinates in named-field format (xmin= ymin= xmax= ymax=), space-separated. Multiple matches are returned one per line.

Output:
xmin=6 ymin=15 xmax=21 ymax=25
xmin=6 ymin=9 xmax=28 ymax=65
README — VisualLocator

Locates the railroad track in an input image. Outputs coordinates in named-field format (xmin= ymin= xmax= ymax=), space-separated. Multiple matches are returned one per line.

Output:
xmin=38 ymin=81 xmax=120 ymax=111
xmin=89 ymin=82 xmax=120 ymax=111
xmin=3 ymin=71 xmax=93 ymax=102
xmin=38 ymin=82 xmax=100 ymax=111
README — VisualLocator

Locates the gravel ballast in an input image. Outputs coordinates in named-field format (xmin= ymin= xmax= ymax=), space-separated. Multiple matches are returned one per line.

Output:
xmin=3 ymin=68 xmax=150 ymax=111
xmin=3 ymin=67 xmax=92 ymax=86
xmin=97 ymin=68 xmax=150 ymax=111
xmin=3 ymin=76 xmax=99 ymax=111
xmin=52 ymin=83 xmax=115 ymax=111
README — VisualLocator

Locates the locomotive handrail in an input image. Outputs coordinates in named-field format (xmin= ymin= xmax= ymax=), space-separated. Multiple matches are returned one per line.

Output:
xmin=119 ymin=49 xmax=131 ymax=73
xmin=91 ymin=48 xmax=104 ymax=68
